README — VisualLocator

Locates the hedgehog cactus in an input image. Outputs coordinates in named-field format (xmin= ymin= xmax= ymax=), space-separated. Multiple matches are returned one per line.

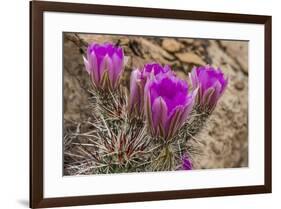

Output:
xmin=185 ymin=66 xmax=228 ymax=138
xmin=77 ymin=42 xmax=228 ymax=174
xmin=83 ymin=43 xmax=128 ymax=132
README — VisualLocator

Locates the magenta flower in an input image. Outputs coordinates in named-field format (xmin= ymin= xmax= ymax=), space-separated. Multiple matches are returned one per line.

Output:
xmin=129 ymin=63 xmax=171 ymax=116
xmin=141 ymin=63 xmax=171 ymax=77
xmin=190 ymin=66 xmax=228 ymax=112
xmin=144 ymin=71 xmax=195 ymax=139
xmin=83 ymin=43 xmax=125 ymax=90
xmin=182 ymin=155 xmax=192 ymax=170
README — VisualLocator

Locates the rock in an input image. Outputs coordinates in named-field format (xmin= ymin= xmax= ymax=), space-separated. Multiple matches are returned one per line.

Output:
xmin=174 ymin=70 xmax=187 ymax=80
xmin=219 ymin=40 xmax=248 ymax=74
xmin=63 ymin=36 xmax=92 ymax=122
xmin=235 ymin=80 xmax=245 ymax=90
xmin=175 ymin=52 xmax=206 ymax=65
xmin=178 ymin=38 xmax=194 ymax=45
xmin=138 ymin=37 xmax=176 ymax=65
xmin=162 ymin=38 xmax=183 ymax=52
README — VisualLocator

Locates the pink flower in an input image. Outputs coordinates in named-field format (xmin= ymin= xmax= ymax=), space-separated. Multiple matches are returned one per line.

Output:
xmin=83 ymin=43 xmax=125 ymax=90
xmin=190 ymin=66 xmax=228 ymax=112
xmin=181 ymin=155 xmax=192 ymax=170
xmin=129 ymin=63 xmax=171 ymax=116
xmin=144 ymin=71 xmax=196 ymax=139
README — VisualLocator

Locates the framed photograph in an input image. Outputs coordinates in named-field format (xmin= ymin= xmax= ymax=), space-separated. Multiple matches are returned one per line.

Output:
xmin=30 ymin=1 xmax=272 ymax=208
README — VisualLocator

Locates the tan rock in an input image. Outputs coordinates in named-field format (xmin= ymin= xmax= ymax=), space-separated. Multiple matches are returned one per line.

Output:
xmin=175 ymin=52 xmax=206 ymax=65
xmin=162 ymin=38 xmax=183 ymax=52
xmin=137 ymin=37 xmax=176 ymax=65
xmin=219 ymin=40 xmax=248 ymax=74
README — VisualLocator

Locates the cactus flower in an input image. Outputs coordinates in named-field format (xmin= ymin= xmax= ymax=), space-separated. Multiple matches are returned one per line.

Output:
xmin=182 ymin=155 xmax=192 ymax=170
xmin=83 ymin=43 xmax=125 ymax=90
xmin=190 ymin=66 xmax=228 ymax=112
xmin=144 ymin=71 xmax=195 ymax=139
xmin=129 ymin=63 xmax=171 ymax=116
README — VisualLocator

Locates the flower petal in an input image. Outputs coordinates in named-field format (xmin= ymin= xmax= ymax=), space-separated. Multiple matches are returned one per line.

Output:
xmin=152 ymin=97 xmax=168 ymax=136
xmin=88 ymin=51 xmax=100 ymax=86
xmin=189 ymin=67 xmax=199 ymax=89
xmin=129 ymin=69 xmax=142 ymax=114
xmin=83 ymin=56 xmax=90 ymax=74
xmin=201 ymin=87 xmax=215 ymax=109
xmin=165 ymin=106 xmax=183 ymax=139
xmin=109 ymin=53 xmax=123 ymax=88
xmin=99 ymin=55 xmax=111 ymax=79
xmin=144 ymin=79 xmax=155 ymax=133
xmin=179 ymin=92 xmax=196 ymax=125
xmin=208 ymin=81 xmax=223 ymax=111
